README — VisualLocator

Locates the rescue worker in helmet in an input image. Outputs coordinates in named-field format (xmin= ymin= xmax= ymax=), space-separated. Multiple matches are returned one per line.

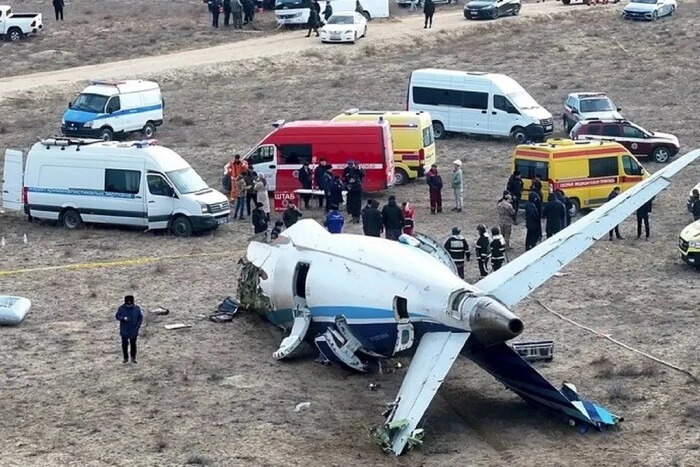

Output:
xmin=475 ymin=224 xmax=491 ymax=277
xmin=444 ymin=227 xmax=470 ymax=279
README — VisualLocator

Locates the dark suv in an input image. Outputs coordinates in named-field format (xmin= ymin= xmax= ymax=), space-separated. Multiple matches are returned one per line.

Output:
xmin=570 ymin=118 xmax=680 ymax=163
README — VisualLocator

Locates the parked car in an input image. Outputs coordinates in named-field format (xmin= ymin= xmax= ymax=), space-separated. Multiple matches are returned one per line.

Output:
xmin=0 ymin=5 xmax=42 ymax=42
xmin=570 ymin=118 xmax=680 ymax=163
xmin=464 ymin=0 xmax=520 ymax=19
xmin=622 ymin=0 xmax=676 ymax=20
xmin=562 ymin=92 xmax=622 ymax=133
xmin=320 ymin=12 xmax=367 ymax=43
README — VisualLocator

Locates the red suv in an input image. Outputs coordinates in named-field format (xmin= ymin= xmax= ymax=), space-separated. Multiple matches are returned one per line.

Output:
xmin=570 ymin=118 xmax=680 ymax=163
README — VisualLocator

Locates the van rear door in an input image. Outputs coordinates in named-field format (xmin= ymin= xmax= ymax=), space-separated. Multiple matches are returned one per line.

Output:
xmin=2 ymin=149 xmax=24 ymax=211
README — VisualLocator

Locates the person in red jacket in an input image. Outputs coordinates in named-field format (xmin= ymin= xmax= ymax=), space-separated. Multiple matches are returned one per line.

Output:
xmin=401 ymin=201 xmax=415 ymax=236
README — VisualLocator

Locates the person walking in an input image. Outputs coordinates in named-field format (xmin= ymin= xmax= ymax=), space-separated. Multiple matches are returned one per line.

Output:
xmin=475 ymin=224 xmax=491 ymax=277
xmin=636 ymin=198 xmax=652 ymax=240
xmin=298 ymin=161 xmax=313 ymax=209
xmin=252 ymin=202 xmax=269 ymax=239
xmin=254 ymin=174 xmax=271 ymax=221
xmin=306 ymin=1 xmax=321 ymax=37
xmin=115 ymin=295 xmax=143 ymax=364
xmin=543 ymin=193 xmax=566 ymax=239
xmin=506 ymin=170 xmax=524 ymax=223
xmin=323 ymin=1 xmax=333 ymax=23
xmin=234 ymin=174 xmax=248 ymax=220
xmin=401 ymin=202 xmax=415 ymax=236
xmin=208 ymin=0 xmax=222 ymax=28
xmin=607 ymin=187 xmax=624 ymax=240
xmin=496 ymin=193 xmax=515 ymax=249
xmin=444 ymin=227 xmax=470 ymax=279
xmin=53 ymin=0 xmax=65 ymax=20
xmin=282 ymin=203 xmax=303 ymax=227
xmin=525 ymin=194 xmax=542 ymax=251
xmin=451 ymin=159 xmax=463 ymax=213
xmin=231 ymin=0 xmax=243 ymax=28
xmin=382 ymin=196 xmax=405 ymax=240
xmin=423 ymin=0 xmax=435 ymax=28
xmin=223 ymin=0 xmax=232 ymax=26
xmin=490 ymin=227 xmax=506 ymax=272
xmin=426 ymin=164 xmax=443 ymax=214
xmin=324 ymin=204 xmax=345 ymax=233
xmin=362 ymin=200 xmax=383 ymax=237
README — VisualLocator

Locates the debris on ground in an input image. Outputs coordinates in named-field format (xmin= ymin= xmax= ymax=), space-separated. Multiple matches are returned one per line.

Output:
xmin=294 ymin=402 xmax=311 ymax=412
xmin=370 ymin=420 xmax=424 ymax=454
xmin=209 ymin=297 xmax=240 ymax=323
xmin=369 ymin=383 xmax=381 ymax=390
xmin=0 ymin=296 xmax=32 ymax=325
xmin=512 ymin=340 xmax=554 ymax=362
xmin=164 ymin=323 xmax=192 ymax=330
xmin=149 ymin=306 xmax=170 ymax=316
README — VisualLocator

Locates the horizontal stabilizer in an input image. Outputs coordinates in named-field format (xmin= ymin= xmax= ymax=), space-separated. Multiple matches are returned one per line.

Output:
xmin=466 ymin=342 xmax=621 ymax=430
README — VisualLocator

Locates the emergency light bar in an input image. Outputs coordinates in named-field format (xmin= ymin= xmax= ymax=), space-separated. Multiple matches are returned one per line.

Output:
xmin=90 ymin=78 xmax=128 ymax=86
xmin=131 ymin=139 xmax=159 ymax=148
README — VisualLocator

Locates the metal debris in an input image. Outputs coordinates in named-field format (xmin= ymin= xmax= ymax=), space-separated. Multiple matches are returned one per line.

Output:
xmin=294 ymin=402 xmax=311 ymax=412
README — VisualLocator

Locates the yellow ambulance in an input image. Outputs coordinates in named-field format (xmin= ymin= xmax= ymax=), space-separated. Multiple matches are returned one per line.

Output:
xmin=332 ymin=109 xmax=437 ymax=185
xmin=511 ymin=139 xmax=649 ymax=215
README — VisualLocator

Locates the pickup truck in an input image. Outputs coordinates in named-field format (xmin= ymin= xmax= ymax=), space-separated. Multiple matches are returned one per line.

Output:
xmin=0 ymin=5 xmax=43 ymax=42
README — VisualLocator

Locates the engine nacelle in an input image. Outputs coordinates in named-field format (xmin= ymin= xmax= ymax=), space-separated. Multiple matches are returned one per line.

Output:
xmin=465 ymin=295 xmax=524 ymax=347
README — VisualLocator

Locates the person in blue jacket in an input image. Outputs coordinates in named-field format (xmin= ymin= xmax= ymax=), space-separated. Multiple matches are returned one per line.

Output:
xmin=115 ymin=295 xmax=143 ymax=364
xmin=324 ymin=204 xmax=345 ymax=234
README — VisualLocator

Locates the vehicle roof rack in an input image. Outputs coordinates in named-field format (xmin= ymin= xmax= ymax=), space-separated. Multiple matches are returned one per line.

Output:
xmin=117 ymin=139 xmax=159 ymax=148
xmin=89 ymin=78 xmax=129 ymax=86
xmin=580 ymin=117 xmax=629 ymax=123
xmin=39 ymin=136 xmax=103 ymax=148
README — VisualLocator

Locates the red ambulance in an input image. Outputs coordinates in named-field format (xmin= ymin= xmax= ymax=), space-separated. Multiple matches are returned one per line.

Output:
xmin=242 ymin=120 xmax=394 ymax=210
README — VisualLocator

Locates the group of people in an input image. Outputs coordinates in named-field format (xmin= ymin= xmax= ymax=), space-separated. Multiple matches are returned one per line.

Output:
xmin=305 ymin=0 xmax=336 ymax=37
xmin=207 ymin=0 xmax=258 ymax=28
xmin=225 ymin=154 xmax=271 ymax=222
xmin=443 ymin=224 xmax=507 ymax=279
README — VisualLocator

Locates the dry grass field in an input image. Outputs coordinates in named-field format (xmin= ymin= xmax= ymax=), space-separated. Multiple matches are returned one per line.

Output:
xmin=1 ymin=3 xmax=700 ymax=467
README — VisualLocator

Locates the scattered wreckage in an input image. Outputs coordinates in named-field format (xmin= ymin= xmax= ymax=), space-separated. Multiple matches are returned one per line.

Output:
xmin=234 ymin=150 xmax=700 ymax=456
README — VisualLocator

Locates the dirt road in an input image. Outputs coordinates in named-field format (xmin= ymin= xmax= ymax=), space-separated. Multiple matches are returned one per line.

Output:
xmin=0 ymin=3 xmax=581 ymax=99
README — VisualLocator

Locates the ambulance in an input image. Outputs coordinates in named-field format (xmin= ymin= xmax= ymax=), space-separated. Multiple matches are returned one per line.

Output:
xmin=243 ymin=120 xmax=394 ymax=194
xmin=511 ymin=139 xmax=648 ymax=215
xmin=331 ymin=109 xmax=437 ymax=185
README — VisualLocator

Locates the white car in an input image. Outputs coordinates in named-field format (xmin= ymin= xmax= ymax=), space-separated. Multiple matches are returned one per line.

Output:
xmin=622 ymin=0 xmax=676 ymax=20
xmin=320 ymin=12 xmax=367 ymax=43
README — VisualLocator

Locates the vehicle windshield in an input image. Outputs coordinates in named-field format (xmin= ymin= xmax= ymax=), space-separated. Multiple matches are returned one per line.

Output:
xmin=275 ymin=0 xmax=310 ymax=9
xmin=71 ymin=93 xmax=109 ymax=113
xmin=580 ymin=97 xmax=615 ymax=113
xmin=328 ymin=15 xmax=354 ymax=24
xmin=507 ymin=91 xmax=539 ymax=110
xmin=166 ymin=167 xmax=209 ymax=195
xmin=631 ymin=0 xmax=656 ymax=4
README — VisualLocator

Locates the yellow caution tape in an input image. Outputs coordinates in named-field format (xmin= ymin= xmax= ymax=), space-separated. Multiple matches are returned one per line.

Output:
xmin=0 ymin=251 xmax=239 ymax=277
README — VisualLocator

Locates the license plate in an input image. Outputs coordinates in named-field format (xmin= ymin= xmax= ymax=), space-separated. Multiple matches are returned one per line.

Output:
xmin=331 ymin=35 xmax=340 ymax=39
xmin=545 ymin=125 xmax=552 ymax=131
xmin=217 ymin=217 xmax=229 ymax=225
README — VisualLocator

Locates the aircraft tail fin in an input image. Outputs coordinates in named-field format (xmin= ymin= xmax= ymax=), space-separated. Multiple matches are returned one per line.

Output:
xmin=466 ymin=342 xmax=622 ymax=430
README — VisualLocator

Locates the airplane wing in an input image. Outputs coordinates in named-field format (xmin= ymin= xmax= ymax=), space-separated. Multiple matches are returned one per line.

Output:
xmin=373 ymin=331 xmax=470 ymax=456
xmin=475 ymin=149 xmax=700 ymax=308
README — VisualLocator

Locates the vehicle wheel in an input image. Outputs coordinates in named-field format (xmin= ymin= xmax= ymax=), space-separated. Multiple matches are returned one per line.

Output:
xmin=363 ymin=26 xmax=367 ymax=37
xmin=394 ymin=168 xmax=409 ymax=186
xmin=651 ymin=146 xmax=671 ymax=163
xmin=7 ymin=28 xmax=23 ymax=42
xmin=492 ymin=9 xmax=499 ymax=19
xmin=562 ymin=0 xmax=571 ymax=4
xmin=652 ymin=10 xmax=658 ymax=20
xmin=512 ymin=4 xmax=520 ymax=15
xmin=563 ymin=117 xmax=571 ymax=133
xmin=432 ymin=121 xmax=446 ymax=140
xmin=510 ymin=127 xmax=528 ymax=144
xmin=61 ymin=208 xmax=83 ymax=230
xmin=99 ymin=127 xmax=114 ymax=141
xmin=353 ymin=32 xmax=357 ymax=43
xmin=171 ymin=216 xmax=193 ymax=238
xmin=569 ymin=198 xmax=581 ymax=218
xmin=362 ymin=11 xmax=371 ymax=20
xmin=669 ymin=5 xmax=675 ymax=14
xmin=142 ymin=122 xmax=156 ymax=138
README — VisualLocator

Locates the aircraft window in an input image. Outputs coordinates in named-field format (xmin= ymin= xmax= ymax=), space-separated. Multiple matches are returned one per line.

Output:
xmin=394 ymin=296 xmax=408 ymax=320
xmin=294 ymin=262 xmax=310 ymax=299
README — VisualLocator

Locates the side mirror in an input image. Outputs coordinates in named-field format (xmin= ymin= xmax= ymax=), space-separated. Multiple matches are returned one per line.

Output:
xmin=68 ymin=102 xmax=72 ymax=108
xmin=107 ymin=108 xmax=114 ymax=114
xmin=571 ymin=108 xmax=578 ymax=114
xmin=616 ymin=107 xmax=622 ymax=111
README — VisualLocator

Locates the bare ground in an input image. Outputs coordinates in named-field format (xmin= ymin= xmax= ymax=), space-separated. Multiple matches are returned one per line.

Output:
xmin=1 ymin=4 xmax=700 ymax=467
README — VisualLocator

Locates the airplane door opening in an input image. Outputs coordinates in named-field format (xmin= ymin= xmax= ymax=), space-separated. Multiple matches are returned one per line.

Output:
xmin=294 ymin=262 xmax=310 ymax=300
xmin=393 ymin=296 xmax=409 ymax=321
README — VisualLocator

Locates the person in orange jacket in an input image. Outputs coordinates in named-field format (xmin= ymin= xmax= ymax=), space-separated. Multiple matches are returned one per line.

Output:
xmin=225 ymin=154 xmax=248 ymax=199
xmin=401 ymin=201 xmax=415 ymax=236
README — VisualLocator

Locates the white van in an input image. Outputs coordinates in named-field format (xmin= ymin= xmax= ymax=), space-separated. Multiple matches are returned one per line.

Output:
xmin=407 ymin=69 xmax=554 ymax=143
xmin=275 ymin=0 xmax=388 ymax=26
xmin=2 ymin=138 xmax=230 ymax=237
xmin=61 ymin=79 xmax=164 ymax=142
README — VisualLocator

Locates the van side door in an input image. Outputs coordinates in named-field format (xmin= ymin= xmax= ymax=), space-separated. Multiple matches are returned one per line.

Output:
xmin=587 ymin=156 xmax=619 ymax=208
xmin=104 ymin=96 xmax=124 ymax=133
xmin=246 ymin=145 xmax=277 ymax=191
xmin=146 ymin=172 xmax=176 ymax=231
xmin=460 ymin=89 xmax=490 ymax=135
xmin=103 ymin=168 xmax=147 ymax=226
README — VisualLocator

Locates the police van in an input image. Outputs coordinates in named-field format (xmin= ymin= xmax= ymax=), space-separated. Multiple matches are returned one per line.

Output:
xmin=61 ymin=79 xmax=164 ymax=141
xmin=2 ymin=138 xmax=230 ymax=237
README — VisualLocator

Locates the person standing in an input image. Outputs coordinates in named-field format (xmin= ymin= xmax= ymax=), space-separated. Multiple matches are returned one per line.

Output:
xmin=115 ymin=295 xmax=143 ymax=364
xmin=346 ymin=175 xmax=363 ymax=223
xmin=252 ymin=202 xmax=269 ymax=238
xmin=636 ymin=198 xmax=652 ymax=240
xmin=231 ymin=0 xmax=243 ymax=28
xmin=531 ymin=175 xmax=543 ymax=201
xmin=525 ymin=194 xmax=541 ymax=251
xmin=329 ymin=174 xmax=344 ymax=209
xmin=282 ymin=203 xmax=303 ymax=227
xmin=607 ymin=187 xmax=624 ymax=240
xmin=688 ymin=188 xmax=700 ymax=221
xmin=298 ymin=161 xmax=313 ymax=209
xmin=382 ymin=196 xmax=405 ymax=240
xmin=324 ymin=204 xmax=345 ymax=233
xmin=313 ymin=158 xmax=328 ymax=209
xmin=323 ymin=1 xmax=333 ymax=23
xmin=475 ymin=224 xmax=491 ymax=277
xmin=362 ymin=200 xmax=383 ymax=237
xmin=423 ymin=0 xmax=435 ymax=28
xmin=444 ymin=227 xmax=470 ymax=279
xmin=306 ymin=1 xmax=321 ymax=37
xmin=543 ymin=193 xmax=566 ymax=239
xmin=208 ymin=0 xmax=222 ymax=28
xmin=426 ymin=164 xmax=443 ymax=214
xmin=244 ymin=170 xmax=257 ymax=216
xmin=506 ymin=170 xmax=524 ymax=223
xmin=322 ymin=167 xmax=334 ymax=212
xmin=401 ymin=202 xmax=415 ymax=236
xmin=226 ymin=154 xmax=247 ymax=201
xmin=555 ymin=189 xmax=573 ymax=227
xmin=496 ymin=193 xmax=515 ymax=249
xmin=451 ymin=160 xmax=464 ymax=213
xmin=53 ymin=0 xmax=65 ymax=20
xmin=243 ymin=0 xmax=255 ymax=24
xmin=254 ymin=174 xmax=270 ymax=221
xmin=490 ymin=227 xmax=506 ymax=272
xmin=223 ymin=0 xmax=232 ymax=26
xmin=234 ymin=174 xmax=248 ymax=220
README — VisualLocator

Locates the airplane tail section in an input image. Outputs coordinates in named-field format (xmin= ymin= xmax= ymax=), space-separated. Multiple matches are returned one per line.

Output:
xmin=465 ymin=342 xmax=622 ymax=430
